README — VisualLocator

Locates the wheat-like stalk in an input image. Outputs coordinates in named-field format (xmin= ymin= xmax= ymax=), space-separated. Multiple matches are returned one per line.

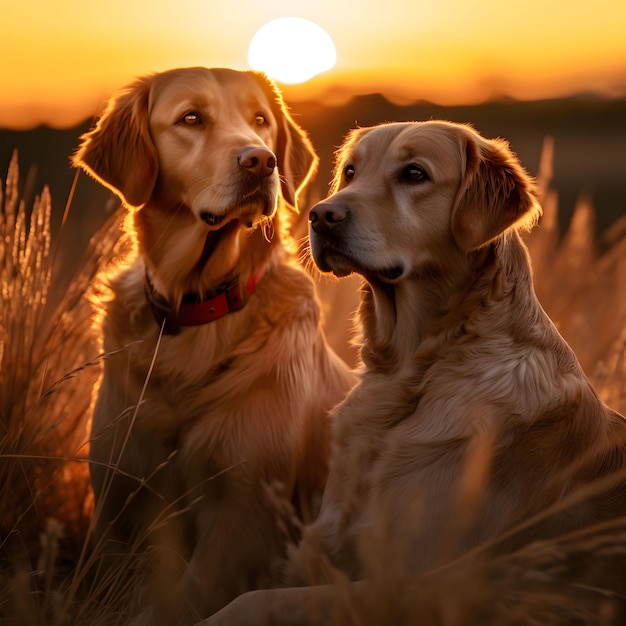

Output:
xmin=0 ymin=152 xmax=130 ymax=624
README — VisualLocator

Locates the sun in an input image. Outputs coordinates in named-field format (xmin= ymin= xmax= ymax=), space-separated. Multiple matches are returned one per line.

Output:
xmin=248 ymin=18 xmax=337 ymax=84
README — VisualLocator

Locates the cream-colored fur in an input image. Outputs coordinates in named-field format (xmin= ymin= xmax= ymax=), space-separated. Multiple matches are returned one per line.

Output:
xmin=72 ymin=67 xmax=354 ymax=623
xmin=202 ymin=121 xmax=626 ymax=625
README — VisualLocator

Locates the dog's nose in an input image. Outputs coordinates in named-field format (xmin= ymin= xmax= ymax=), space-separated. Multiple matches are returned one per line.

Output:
xmin=238 ymin=147 xmax=277 ymax=179
xmin=309 ymin=202 xmax=348 ymax=233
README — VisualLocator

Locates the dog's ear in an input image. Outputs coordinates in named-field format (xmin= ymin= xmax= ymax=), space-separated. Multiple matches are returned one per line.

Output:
xmin=72 ymin=75 xmax=158 ymax=209
xmin=451 ymin=130 xmax=541 ymax=252
xmin=253 ymin=73 xmax=319 ymax=211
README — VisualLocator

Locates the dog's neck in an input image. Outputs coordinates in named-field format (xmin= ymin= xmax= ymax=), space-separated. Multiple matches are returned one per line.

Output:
xmin=132 ymin=205 xmax=280 ymax=309
xmin=359 ymin=232 xmax=537 ymax=373
xmin=143 ymin=265 xmax=268 ymax=335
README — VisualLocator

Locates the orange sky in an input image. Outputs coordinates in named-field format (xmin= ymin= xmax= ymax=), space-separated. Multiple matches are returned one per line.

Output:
xmin=2 ymin=0 xmax=626 ymax=129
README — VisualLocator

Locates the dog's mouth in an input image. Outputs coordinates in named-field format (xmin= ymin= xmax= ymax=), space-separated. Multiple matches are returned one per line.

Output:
xmin=314 ymin=247 xmax=405 ymax=284
xmin=195 ymin=192 xmax=275 ymax=267
xmin=373 ymin=266 xmax=405 ymax=284
xmin=199 ymin=189 xmax=276 ymax=231
xmin=310 ymin=230 xmax=405 ymax=283
xmin=200 ymin=211 xmax=227 ymax=228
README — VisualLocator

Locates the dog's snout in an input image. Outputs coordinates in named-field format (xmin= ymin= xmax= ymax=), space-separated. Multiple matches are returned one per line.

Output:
xmin=238 ymin=147 xmax=277 ymax=179
xmin=309 ymin=202 xmax=349 ymax=233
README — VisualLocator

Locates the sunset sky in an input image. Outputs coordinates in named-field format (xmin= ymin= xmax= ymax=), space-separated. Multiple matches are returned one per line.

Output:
xmin=2 ymin=0 xmax=626 ymax=129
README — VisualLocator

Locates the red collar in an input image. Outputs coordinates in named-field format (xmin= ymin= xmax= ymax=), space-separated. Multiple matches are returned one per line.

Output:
xmin=144 ymin=268 xmax=266 ymax=335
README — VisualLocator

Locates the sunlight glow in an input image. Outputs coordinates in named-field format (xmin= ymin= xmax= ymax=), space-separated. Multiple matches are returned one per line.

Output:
xmin=247 ymin=18 xmax=336 ymax=84
xmin=2 ymin=0 xmax=626 ymax=128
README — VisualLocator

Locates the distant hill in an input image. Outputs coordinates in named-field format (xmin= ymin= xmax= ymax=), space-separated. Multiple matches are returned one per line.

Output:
xmin=1 ymin=94 xmax=625 ymax=272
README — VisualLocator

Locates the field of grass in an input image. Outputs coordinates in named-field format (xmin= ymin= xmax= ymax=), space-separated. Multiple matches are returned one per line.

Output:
xmin=0 ymin=138 xmax=625 ymax=624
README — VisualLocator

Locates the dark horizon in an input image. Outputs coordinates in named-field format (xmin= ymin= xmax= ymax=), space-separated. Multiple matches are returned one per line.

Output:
xmin=2 ymin=91 xmax=625 ymax=273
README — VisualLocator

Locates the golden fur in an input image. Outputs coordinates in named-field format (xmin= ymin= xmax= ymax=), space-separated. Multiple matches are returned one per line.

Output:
xmin=203 ymin=121 xmax=626 ymax=625
xmin=72 ymin=67 xmax=354 ymax=622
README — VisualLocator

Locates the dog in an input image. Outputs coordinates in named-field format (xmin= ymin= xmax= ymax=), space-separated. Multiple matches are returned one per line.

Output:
xmin=202 ymin=120 xmax=626 ymax=624
xmin=72 ymin=67 xmax=354 ymax=622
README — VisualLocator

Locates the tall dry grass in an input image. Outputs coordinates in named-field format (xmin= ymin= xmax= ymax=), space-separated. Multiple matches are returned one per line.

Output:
xmin=525 ymin=136 xmax=626 ymax=415
xmin=0 ymin=151 xmax=130 ymax=624
xmin=0 ymin=136 xmax=624 ymax=625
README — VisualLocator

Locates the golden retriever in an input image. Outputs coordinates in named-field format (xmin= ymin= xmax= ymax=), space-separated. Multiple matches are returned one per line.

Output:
xmin=72 ymin=67 xmax=354 ymax=622
xmin=202 ymin=121 xmax=626 ymax=624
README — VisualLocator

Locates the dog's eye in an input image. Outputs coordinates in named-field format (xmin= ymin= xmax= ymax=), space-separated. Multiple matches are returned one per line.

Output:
xmin=180 ymin=112 xmax=202 ymax=125
xmin=401 ymin=164 xmax=428 ymax=182
xmin=344 ymin=164 xmax=356 ymax=181
xmin=255 ymin=114 xmax=267 ymax=126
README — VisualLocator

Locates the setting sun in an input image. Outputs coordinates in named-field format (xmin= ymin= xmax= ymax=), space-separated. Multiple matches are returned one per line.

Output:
xmin=247 ymin=17 xmax=336 ymax=84
xmin=0 ymin=0 xmax=625 ymax=127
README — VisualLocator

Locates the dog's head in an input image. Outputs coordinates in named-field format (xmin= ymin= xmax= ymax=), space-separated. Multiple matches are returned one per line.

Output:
xmin=309 ymin=121 xmax=541 ymax=284
xmin=73 ymin=67 xmax=317 ymax=225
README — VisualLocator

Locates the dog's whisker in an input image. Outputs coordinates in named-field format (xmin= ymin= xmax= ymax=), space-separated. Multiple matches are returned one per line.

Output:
xmin=261 ymin=218 xmax=275 ymax=243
